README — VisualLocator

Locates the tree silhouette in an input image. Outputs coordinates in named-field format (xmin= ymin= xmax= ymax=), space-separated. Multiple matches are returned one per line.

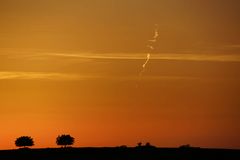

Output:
xmin=145 ymin=142 xmax=151 ymax=147
xmin=137 ymin=142 xmax=142 ymax=147
xmin=15 ymin=136 xmax=34 ymax=148
xmin=56 ymin=134 xmax=74 ymax=148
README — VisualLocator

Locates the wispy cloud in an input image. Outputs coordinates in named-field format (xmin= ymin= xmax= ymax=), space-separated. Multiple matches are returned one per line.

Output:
xmin=110 ymin=75 xmax=200 ymax=81
xmin=0 ymin=71 xmax=201 ymax=81
xmin=45 ymin=52 xmax=240 ymax=62
xmin=1 ymin=48 xmax=240 ymax=62
xmin=0 ymin=71 xmax=84 ymax=80
xmin=223 ymin=44 xmax=240 ymax=49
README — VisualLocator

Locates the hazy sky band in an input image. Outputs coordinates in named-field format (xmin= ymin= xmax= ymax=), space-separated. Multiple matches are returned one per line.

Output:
xmin=1 ymin=50 xmax=240 ymax=62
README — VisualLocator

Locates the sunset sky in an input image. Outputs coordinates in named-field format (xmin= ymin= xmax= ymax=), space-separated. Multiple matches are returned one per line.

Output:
xmin=0 ymin=0 xmax=240 ymax=149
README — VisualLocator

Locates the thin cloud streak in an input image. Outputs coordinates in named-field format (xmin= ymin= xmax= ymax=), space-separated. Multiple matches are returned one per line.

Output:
xmin=223 ymin=44 xmax=240 ymax=49
xmin=0 ymin=71 xmax=84 ymax=80
xmin=0 ymin=71 xmax=201 ymax=81
xmin=45 ymin=52 xmax=240 ymax=62
xmin=1 ymin=48 xmax=240 ymax=62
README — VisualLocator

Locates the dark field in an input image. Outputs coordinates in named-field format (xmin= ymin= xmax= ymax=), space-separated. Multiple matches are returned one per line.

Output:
xmin=0 ymin=147 xmax=239 ymax=160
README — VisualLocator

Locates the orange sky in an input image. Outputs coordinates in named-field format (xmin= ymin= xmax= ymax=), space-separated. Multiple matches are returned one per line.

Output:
xmin=0 ymin=0 xmax=240 ymax=149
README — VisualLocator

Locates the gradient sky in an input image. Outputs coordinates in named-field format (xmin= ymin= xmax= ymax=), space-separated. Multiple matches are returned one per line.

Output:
xmin=0 ymin=0 xmax=240 ymax=149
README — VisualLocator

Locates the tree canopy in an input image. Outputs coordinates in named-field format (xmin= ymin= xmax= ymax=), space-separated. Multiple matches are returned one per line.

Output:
xmin=15 ymin=136 xmax=34 ymax=148
xmin=56 ymin=134 xmax=74 ymax=148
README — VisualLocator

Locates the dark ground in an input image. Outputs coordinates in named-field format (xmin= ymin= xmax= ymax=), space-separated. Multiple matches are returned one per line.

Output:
xmin=0 ymin=147 xmax=240 ymax=160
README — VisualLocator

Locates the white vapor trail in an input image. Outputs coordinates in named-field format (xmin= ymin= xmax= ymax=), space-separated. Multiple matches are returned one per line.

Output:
xmin=140 ymin=25 xmax=159 ymax=74
xmin=142 ymin=53 xmax=151 ymax=68
xmin=136 ymin=25 xmax=159 ymax=87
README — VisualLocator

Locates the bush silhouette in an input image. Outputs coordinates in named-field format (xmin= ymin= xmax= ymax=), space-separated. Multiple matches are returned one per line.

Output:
xmin=56 ymin=134 xmax=74 ymax=148
xmin=15 ymin=136 xmax=34 ymax=148
xmin=137 ymin=142 xmax=142 ymax=147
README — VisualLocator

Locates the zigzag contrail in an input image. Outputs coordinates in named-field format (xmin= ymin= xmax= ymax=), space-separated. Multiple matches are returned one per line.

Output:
xmin=139 ymin=25 xmax=159 ymax=76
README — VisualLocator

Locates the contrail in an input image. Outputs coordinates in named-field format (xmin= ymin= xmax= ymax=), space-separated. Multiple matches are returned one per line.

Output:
xmin=136 ymin=25 xmax=159 ymax=88
xmin=148 ymin=27 xmax=159 ymax=42
xmin=142 ymin=53 xmax=150 ymax=68
xmin=140 ymin=25 xmax=159 ymax=75
xmin=147 ymin=45 xmax=154 ymax=50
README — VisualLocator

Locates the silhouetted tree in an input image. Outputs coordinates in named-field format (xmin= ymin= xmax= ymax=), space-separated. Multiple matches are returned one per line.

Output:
xmin=56 ymin=134 xmax=74 ymax=148
xmin=145 ymin=142 xmax=156 ymax=148
xmin=137 ymin=142 xmax=142 ymax=147
xmin=15 ymin=136 xmax=34 ymax=148
xmin=179 ymin=144 xmax=191 ymax=148
xmin=118 ymin=145 xmax=127 ymax=148
xmin=145 ymin=142 xmax=151 ymax=147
